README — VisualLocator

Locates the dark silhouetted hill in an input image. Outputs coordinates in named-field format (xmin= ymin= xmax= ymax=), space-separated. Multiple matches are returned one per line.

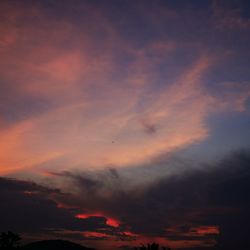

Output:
xmin=21 ymin=240 xmax=95 ymax=250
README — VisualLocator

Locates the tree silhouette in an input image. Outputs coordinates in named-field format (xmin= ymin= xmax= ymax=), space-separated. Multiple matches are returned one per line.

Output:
xmin=0 ymin=231 xmax=21 ymax=249
xmin=134 ymin=243 xmax=171 ymax=250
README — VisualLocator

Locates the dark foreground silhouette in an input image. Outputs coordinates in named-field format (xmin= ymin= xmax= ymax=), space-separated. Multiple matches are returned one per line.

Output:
xmin=134 ymin=243 xmax=171 ymax=250
xmin=0 ymin=232 xmax=95 ymax=250
xmin=0 ymin=232 xmax=21 ymax=249
xmin=21 ymin=240 xmax=95 ymax=250
xmin=1 ymin=231 xmax=172 ymax=250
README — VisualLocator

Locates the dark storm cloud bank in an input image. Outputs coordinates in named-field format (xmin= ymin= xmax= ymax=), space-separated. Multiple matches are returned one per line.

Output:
xmin=0 ymin=176 xmax=136 ymax=246
xmin=1 ymin=150 xmax=250 ymax=249
xmin=52 ymin=150 xmax=250 ymax=249
xmin=0 ymin=177 xmax=113 ymax=235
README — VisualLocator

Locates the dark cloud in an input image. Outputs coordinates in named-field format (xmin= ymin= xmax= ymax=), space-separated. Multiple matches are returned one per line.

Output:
xmin=0 ymin=177 xmax=112 ymax=235
xmin=140 ymin=118 xmax=157 ymax=135
xmin=49 ymin=149 xmax=250 ymax=249
xmin=1 ymin=150 xmax=250 ymax=249
xmin=5 ymin=140 xmax=250 ymax=245
xmin=108 ymin=168 xmax=120 ymax=180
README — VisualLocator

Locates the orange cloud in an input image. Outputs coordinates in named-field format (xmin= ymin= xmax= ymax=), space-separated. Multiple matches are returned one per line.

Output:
xmin=76 ymin=213 xmax=120 ymax=228
xmin=194 ymin=225 xmax=219 ymax=236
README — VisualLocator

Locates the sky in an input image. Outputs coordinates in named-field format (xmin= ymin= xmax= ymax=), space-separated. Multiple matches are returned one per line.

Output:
xmin=0 ymin=0 xmax=250 ymax=249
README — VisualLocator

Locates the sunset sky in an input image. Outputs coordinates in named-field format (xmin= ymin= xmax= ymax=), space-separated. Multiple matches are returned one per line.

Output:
xmin=1 ymin=0 xmax=250 ymax=249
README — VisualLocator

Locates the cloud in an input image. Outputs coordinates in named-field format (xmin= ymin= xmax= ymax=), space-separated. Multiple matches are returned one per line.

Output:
xmin=140 ymin=117 xmax=157 ymax=135
xmin=213 ymin=0 xmax=250 ymax=30
xmin=1 ymin=149 xmax=250 ymax=249
xmin=0 ymin=176 xmax=131 ymax=247
xmin=0 ymin=1 xmax=250 ymax=249
xmin=1 ymin=52 xmax=249 ymax=175
xmin=44 ymin=149 xmax=250 ymax=249
xmin=0 ymin=1 xmax=250 ymax=176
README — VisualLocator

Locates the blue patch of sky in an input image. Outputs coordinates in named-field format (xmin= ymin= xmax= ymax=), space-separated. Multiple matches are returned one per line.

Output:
xmin=179 ymin=107 xmax=250 ymax=162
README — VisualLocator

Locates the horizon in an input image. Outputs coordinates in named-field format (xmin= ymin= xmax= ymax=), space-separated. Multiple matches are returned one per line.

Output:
xmin=0 ymin=0 xmax=250 ymax=249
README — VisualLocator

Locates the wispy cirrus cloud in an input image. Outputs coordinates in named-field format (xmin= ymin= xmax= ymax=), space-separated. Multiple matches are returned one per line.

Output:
xmin=1 ymin=1 xmax=250 ymax=175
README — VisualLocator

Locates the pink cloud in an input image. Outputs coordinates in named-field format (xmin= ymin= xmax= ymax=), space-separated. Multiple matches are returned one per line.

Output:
xmin=0 ymin=2 xmax=250 ymax=176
